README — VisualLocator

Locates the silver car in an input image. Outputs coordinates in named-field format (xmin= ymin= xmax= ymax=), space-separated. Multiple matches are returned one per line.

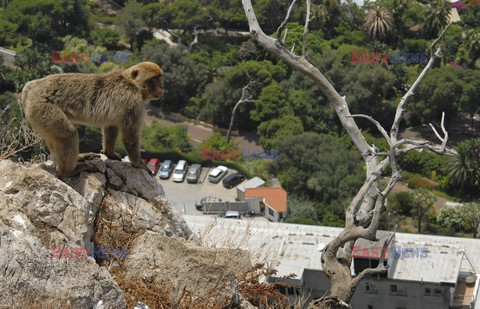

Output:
xmin=186 ymin=164 xmax=202 ymax=183
xmin=158 ymin=160 xmax=173 ymax=179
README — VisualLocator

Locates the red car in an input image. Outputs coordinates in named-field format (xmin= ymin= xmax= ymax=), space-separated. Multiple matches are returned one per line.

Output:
xmin=146 ymin=158 xmax=161 ymax=175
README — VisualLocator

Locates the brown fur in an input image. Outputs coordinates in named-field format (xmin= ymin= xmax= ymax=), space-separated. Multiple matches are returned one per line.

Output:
xmin=20 ymin=62 xmax=164 ymax=177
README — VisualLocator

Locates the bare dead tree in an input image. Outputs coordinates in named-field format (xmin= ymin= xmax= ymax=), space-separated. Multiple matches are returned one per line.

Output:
xmin=226 ymin=80 xmax=256 ymax=143
xmin=241 ymin=1 xmax=457 ymax=307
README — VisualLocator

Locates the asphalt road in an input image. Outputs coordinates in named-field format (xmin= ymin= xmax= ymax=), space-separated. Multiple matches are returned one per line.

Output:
xmin=157 ymin=166 xmax=238 ymax=216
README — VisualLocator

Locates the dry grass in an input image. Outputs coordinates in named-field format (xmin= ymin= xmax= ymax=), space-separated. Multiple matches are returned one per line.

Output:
xmin=238 ymin=262 xmax=295 ymax=309
xmin=0 ymin=106 xmax=43 ymax=161
xmin=93 ymin=193 xmax=144 ymax=268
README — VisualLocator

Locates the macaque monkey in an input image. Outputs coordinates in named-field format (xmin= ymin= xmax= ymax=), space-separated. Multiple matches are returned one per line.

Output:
xmin=20 ymin=62 xmax=164 ymax=177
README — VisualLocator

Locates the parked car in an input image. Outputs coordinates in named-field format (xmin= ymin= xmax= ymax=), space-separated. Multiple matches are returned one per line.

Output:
xmin=222 ymin=173 xmax=245 ymax=189
xmin=195 ymin=196 xmax=222 ymax=211
xmin=158 ymin=160 xmax=174 ymax=179
xmin=146 ymin=158 xmax=161 ymax=176
xmin=172 ymin=160 xmax=188 ymax=182
xmin=186 ymin=164 xmax=202 ymax=183
xmin=208 ymin=165 xmax=228 ymax=183
xmin=220 ymin=210 xmax=242 ymax=219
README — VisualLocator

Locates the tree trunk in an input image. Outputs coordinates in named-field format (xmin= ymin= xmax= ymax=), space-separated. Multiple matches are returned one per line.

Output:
xmin=418 ymin=213 xmax=423 ymax=233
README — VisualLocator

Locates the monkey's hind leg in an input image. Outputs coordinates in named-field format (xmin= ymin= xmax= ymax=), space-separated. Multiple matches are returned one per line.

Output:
xmin=27 ymin=104 xmax=99 ymax=177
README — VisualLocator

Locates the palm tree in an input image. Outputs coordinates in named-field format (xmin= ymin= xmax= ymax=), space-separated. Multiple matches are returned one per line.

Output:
xmin=363 ymin=6 xmax=394 ymax=40
xmin=422 ymin=0 xmax=452 ymax=37
xmin=446 ymin=139 xmax=480 ymax=191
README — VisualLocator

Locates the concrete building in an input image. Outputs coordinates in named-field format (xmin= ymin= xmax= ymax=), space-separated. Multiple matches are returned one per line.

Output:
xmin=244 ymin=187 xmax=287 ymax=222
xmin=185 ymin=215 xmax=480 ymax=309
xmin=236 ymin=176 xmax=265 ymax=201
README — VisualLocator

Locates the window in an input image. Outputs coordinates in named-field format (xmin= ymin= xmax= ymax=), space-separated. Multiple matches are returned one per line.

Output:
xmin=287 ymin=287 xmax=295 ymax=295
xmin=268 ymin=207 xmax=274 ymax=216
xmin=365 ymin=283 xmax=370 ymax=291
xmin=390 ymin=285 xmax=398 ymax=293
xmin=424 ymin=288 xmax=431 ymax=295
xmin=434 ymin=288 xmax=442 ymax=296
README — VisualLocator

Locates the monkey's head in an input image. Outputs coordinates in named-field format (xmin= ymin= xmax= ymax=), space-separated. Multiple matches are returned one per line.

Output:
xmin=124 ymin=62 xmax=164 ymax=101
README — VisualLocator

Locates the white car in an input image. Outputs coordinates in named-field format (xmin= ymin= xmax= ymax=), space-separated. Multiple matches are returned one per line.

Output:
xmin=208 ymin=165 xmax=228 ymax=183
xmin=172 ymin=160 xmax=188 ymax=182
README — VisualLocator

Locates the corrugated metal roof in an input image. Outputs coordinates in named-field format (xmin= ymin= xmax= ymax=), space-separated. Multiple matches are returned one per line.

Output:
xmin=388 ymin=243 xmax=464 ymax=284
xmin=184 ymin=215 xmax=480 ymax=284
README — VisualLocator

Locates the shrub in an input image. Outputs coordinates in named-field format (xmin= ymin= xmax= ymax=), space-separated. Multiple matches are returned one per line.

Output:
xmin=405 ymin=173 xmax=437 ymax=190
xmin=389 ymin=191 xmax=414 ymax=216
xmin=437 ymin=207 xmax=465 ymax=233
xmin=398 ymin=150 xmax=449 ymax=178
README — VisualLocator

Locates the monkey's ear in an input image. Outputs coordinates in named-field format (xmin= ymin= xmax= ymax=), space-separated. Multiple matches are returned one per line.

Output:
xmin=131 ymin=69 xmax=139 ymax=79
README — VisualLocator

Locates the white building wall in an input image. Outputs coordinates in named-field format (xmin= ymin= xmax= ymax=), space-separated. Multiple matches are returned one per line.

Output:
xmin=302 ymin=270 xmax=451 ymax=309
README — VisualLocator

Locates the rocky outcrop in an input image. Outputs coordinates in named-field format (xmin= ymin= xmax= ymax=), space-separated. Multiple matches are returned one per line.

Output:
xmin=0 ymin=157 xmax=250 ymax=308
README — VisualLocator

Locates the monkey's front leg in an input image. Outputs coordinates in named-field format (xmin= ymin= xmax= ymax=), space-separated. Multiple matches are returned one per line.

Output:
xmin=121 ymin=126 xmax=151 ymax=175
xmin=102 ymin=126 xmax=122 ymax=160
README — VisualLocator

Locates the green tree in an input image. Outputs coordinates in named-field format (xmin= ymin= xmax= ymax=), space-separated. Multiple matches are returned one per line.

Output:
xmin=118 ymin=0 xmax=145 ymax=50
xmin=141 ymin=121 xmax=192 ymax=153
xmin=422 ymin=0 xmax=452 ymax=38
xmin=5 ymin=0 xmax=89 ymax=47
xmin=362 ymin=6 xmax=394 ymax=39
xmin=411 ymin=67 xmax=464 ymax=126
xmin=250 ymin=82 xmax=288 ymax=123
xmin=285 ymin=195 xmax=318 ymax=225
xmin=257 ymin=114 xmax=303 ymax=150
xmin=388 ymin=191 xmax=414 ymax=216
xmin=272 ymin=132 xmax=364 ymax=207
xmin=89 ymin=28 xmax=120 ymax=50
xmin=462 ymin=202 xmax=480 ymax=238
xmin=196 ymin=132 xmax=237 ymax=154
xmin=12 ymin=48 xmax=55 ymax=90
xmin=437 ymin=206 xmax=464 ymax=233
xmin=412 ymin=188 xmax=436 ymax=233
xmin=446 ymin=139 xmax=480 ymax=192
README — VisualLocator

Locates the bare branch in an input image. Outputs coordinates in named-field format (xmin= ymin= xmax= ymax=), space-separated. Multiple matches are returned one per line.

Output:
xmin=188 ymin=25 xmax=200 ymax=52
xmin=390 ymin=21 xmax=453 ymax=145
xmin=276 ymin=0 xmax=297 ymax=41
xmin=282 ymin=28 xmax=288 ymax=43
xmin=226 ymin=79 xmax=256 ymax=143
xmin=429 ymin=111 xmax=448 ymax=152
xmin=301 ymin=0 xmax=311 ymax=57
xmin=348 ymin=114 xmax=391 ymax=146
xmin=430 ymin=21 xmax=453 ymax=56
xmin=390 ymin=49 xmax=438 ymax=144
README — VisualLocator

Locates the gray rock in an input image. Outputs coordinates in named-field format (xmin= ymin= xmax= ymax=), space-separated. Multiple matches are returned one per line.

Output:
xmin=0 ymin=158 xmax=253 ymax=308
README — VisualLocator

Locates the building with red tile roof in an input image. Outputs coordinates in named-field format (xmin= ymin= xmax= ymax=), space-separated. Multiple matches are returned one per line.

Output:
xmin=245 ymin=187 xmax=287 ymax=222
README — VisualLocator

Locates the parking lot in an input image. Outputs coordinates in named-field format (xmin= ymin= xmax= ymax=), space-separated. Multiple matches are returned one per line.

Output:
xmin=157 ymin=166 xmax=239 ymax=216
